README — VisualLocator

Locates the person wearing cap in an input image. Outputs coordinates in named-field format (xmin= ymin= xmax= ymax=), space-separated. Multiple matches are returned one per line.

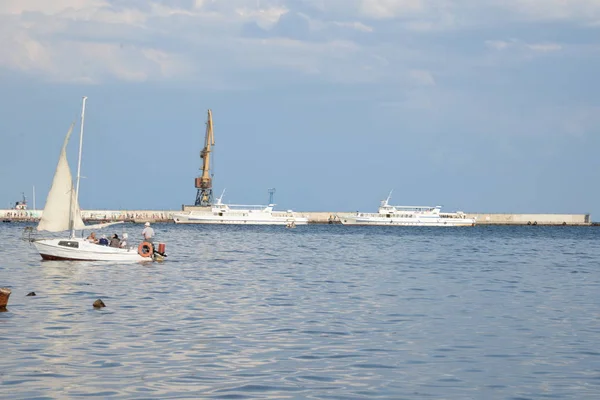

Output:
xmin=109 ymin=234 xmax=120 ymax=248
xmin=119 ymin=233 xmax=129 ymax=248
xmin=141 ymin=222 xmax=155 ymax=243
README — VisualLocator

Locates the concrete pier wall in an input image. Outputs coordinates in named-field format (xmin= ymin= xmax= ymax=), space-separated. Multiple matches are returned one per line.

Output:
xmin=0 ymin=209 xmax=592 ymax=225
xmin=0 ymin=209 xmax=176 ymax=223
xmin=295 ymin=212 xmax=591 ymax=225
xmin=464 ymin=213 xmax=591 ymax=226
xmin=296 ymin=212 xmax=347 ymax=224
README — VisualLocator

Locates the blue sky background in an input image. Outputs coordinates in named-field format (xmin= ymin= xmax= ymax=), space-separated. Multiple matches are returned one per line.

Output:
xmin=0 ymin=0 xmax=598 ymax=216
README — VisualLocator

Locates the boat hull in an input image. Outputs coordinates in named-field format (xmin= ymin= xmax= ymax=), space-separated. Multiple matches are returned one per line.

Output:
xmin=33 ymin=238 xmax=153 ymax=262
xmin=173 ymin=212 xmax=309 ymax=225
xmin=339 ymin=215 xmax=476 ymax=227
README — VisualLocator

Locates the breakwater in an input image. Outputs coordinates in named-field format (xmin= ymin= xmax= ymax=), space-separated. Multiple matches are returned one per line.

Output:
xmin=301 ymin=212 xmax=591 ymax=225
xmin=0 ymin=209 xmax=593 ymax=225
xmin=0 ymin=209 xmax=174 ymax=224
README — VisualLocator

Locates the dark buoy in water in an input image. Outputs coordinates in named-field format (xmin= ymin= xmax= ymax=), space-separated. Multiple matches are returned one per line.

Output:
xmin=26 ymin=292 xmax=36 ymax=296
xmin=0 ymin=288 xmax=12 ymax=310
xmin=93 ymin=299 xmax=106 ymax=308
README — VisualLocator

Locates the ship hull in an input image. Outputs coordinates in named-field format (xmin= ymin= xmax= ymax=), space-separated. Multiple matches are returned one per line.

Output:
xmin=173 ymin=212 xmax=308 ymax=225
xmin=33 ymin=238 xmax=153 ymax=262
xmin=339 ymin=215 xmax=476 ymax=227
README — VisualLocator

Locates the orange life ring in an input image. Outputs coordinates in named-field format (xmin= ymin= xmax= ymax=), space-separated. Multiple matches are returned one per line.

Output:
xmin=138 ymin=241 xmax=153 ymax=257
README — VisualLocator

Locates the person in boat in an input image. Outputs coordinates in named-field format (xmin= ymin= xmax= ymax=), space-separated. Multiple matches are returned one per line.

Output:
xmin=87 ymin=232 xmax=98 ymax=243
xmin=109 ymin=234 xmax=120 ymax=248
xmin=119 ymin=233 xmax=128 ymax=248
xmin=98 ymin=235 xmax=109 ymax=246
xmin=141 ymin=222 xmax=154 ymax=243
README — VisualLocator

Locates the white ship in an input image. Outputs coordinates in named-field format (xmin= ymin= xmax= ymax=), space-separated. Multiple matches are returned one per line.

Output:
xmin=173 ymin=191 xmax=308 ymax=225
xmin=338 ymin=192 xmax=476 ymax=227
xmin=176 ymin=110 xmax=306 ymax=226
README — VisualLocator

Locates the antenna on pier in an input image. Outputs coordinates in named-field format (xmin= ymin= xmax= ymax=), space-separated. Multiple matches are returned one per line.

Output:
xmin=194 ymin=109 xmax=215 ymax=206
xmin=268 ymin=188 xmax=276 ymax=205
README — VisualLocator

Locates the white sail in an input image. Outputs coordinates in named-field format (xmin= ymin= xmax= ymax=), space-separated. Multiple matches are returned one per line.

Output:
xmin=37 ymin=123 xmax=86 ymax=232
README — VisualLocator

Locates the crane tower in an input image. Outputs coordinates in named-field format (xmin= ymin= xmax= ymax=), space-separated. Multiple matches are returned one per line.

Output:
xmin=194 ymin=109 xmax=215 ymax=206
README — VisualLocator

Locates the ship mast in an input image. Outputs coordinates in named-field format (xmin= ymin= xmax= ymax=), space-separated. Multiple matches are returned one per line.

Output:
xmin=194 ymin=109 xmax=215 ymax=206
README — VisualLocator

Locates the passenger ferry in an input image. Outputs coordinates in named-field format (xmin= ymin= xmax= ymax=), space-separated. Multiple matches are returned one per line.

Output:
xmin=173 ymin=192 xmax=308 ymax=225
xmin=338 ymin=192 xmax=476 ymax=227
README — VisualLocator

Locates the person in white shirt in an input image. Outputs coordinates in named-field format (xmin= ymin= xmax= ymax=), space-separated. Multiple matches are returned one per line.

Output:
xmin=119 ymin=233 xmax=129 ymax=248
xmin=141 ymin=222 xmax=155 ymax=243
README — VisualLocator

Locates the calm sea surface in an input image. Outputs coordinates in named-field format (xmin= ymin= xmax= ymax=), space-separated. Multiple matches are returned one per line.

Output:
xmin=1 ymin=223 xmax=599 ymax=399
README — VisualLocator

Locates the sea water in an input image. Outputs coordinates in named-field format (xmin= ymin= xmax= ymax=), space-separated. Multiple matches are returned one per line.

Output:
xmin=1 ymin=223 xmax=599 ymax=399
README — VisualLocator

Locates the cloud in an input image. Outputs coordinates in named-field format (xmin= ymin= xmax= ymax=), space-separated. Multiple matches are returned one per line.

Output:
xmin=526 ymin=43 xmax=562 ymax=52
xmin=485 ymin=40 xmax=511 ymax=51
xmin=359 ymin=0 xmax=425 ymax=19
xmin=492 ymin=0 xmax=600 ymax=23
xmin=0 ymin=19 xmax=188 ymax=83
xmin=0 ymin=0 xmax=381 ymax=84
xmin=485 ymin=39 xmax=563 ymax=53
xmin=0 ymin=0 xmax=597 ymax=85
xmin=562 ymin=106 xmax=600 ymax=137
xmin=409 ymin=69 xmax=435 ymax=86
xmin=1 ymin=0 xmax=105 ymax=15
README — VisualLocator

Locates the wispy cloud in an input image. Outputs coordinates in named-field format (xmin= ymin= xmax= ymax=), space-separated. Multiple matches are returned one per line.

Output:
xmin=526 ymin=43 xmax=563 ymax=53
xmin=409 ymin=69 xmax=436 ymax=86
xmin=485 ymin=39 xmax=563 ymax=53
xmin=492 ymin=0 xmax=600 ymax=22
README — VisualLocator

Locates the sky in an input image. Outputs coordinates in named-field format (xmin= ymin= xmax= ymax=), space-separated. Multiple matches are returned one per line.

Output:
xmin=0 ymin=0 xmax=599 ymax=217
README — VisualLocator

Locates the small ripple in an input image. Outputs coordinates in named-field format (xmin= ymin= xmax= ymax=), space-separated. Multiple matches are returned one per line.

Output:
xmin=298 ymin=375 xmax=336 ymax=382
xmin=293 ymin=355 xmax=322 ymax=360
xmin=352 ymin=363 xmax=397 ymax=369
xmin=216 ymin=384 xmax=302 ymax=393
xmin=3 ymin=379 xmax=41 ymax=385
xmin=72 ymin=391 xmax=120 ymax=397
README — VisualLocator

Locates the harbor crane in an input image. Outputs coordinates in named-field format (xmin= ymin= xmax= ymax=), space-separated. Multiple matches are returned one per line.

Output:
xmin=194 ymin=110 xmax=215 ymax=206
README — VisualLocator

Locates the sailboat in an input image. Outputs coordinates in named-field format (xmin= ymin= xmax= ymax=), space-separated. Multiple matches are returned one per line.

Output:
xmin=32 ymin=97 xmax=166 ymax=262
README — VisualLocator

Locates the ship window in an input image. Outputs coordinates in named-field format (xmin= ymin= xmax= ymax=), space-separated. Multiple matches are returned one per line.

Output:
xmin=386 ymin=214 xmax=391 ymax=218
xmin=58 ymin=240 xmax=79 ymax=248
xmin=218 ymin=212 xmax=223 ymax=217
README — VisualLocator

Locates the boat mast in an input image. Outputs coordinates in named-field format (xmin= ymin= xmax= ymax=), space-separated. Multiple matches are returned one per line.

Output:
xmin=71 ymin=96 xmax=87 ymax=239
xmin=194 ymin=109 xmax=215 ymax=206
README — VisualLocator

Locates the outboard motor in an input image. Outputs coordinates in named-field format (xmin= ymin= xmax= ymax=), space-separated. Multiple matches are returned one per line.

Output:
xmin=153 ymin=243 xmax=167 ymax=258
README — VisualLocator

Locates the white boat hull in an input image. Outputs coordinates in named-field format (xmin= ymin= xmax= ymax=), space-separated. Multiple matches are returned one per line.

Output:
xmin=339 ymin=215 xmax=476 ymax=227
xmin=33 ymin=238 xmax=153 ymax=262
xmin=173 ymin=212 xmax=309 ymax=225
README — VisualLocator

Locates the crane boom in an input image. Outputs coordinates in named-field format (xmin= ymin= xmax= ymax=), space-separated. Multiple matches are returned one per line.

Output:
xmin=194 ymin=109 xmax=215 ymax=206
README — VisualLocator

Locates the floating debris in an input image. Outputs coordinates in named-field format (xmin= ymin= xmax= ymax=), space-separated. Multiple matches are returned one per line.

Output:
xmin=26 ymin=292 xmax=36 ymax=296
xmin=0 ymin=288 xmax=12 ymax=309
xmin=93 ymin=299 xmax=106 ymax=308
